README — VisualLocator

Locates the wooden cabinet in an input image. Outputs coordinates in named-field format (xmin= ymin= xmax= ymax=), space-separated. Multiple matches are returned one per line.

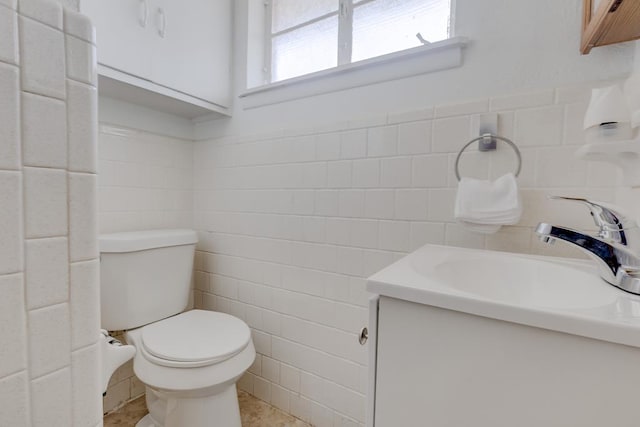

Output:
xmin=80 ymin=0 xmax=232 ymax=117
xmin=582 ymin=0 xmax=640 ymax=54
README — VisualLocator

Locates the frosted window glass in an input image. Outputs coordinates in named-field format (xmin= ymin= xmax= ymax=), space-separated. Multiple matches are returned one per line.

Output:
xmin=272 ymin=0 xmax=339 ymax=33
xmin=352 ymin=0 xmax=450 ymax=62
xmin=272 ymin=16 xmax=338 ymax=82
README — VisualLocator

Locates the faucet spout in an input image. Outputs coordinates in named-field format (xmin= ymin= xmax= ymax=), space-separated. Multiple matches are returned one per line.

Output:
xmin=536 ymin=222 xmax=640 ymax=294
xmin=535 ymin=197 xmax=640 ymax=294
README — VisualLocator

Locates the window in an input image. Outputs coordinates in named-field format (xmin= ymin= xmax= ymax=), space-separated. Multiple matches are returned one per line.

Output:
xmin=266 ymin=0 xmax=451 ymax=83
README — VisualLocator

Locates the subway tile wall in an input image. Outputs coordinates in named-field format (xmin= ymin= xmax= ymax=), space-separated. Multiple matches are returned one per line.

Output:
xmin=97 ymin=125 xmax=194 ymax=234
xmin=192 ymin=84 xmax=619 ymax=426
xmin=0 ymin=0 xmax=101 ymax=426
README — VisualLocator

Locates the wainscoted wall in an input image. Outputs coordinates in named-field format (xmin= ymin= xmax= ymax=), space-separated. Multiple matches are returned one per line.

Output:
xmin=96 ymin=124 xmax=194 ymax=413
xmin=0 ymin=0 xmax=101 ymax=425
xmin=192 ymin=83 xmax=620 ymax=426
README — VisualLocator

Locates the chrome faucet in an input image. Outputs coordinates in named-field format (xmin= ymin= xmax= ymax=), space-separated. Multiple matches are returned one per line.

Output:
xmin=535 ymin=196 xmax=640 ymax=295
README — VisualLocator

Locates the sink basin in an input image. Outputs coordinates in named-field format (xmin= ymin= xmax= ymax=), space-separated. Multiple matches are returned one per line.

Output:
xmin=367 ymin=244 xmax=640 ymax=348
xmin=429 ymin=256 xmax=617 ymax=310
xmin=367 ymin=245 xmax=640 ymax=427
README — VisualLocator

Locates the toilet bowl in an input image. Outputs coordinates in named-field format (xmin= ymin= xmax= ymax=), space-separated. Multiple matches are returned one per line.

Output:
xmin=126 ymin=310 xmax=255 ymax=427
xmin=99 ymin=230 xmax=255 ymax=427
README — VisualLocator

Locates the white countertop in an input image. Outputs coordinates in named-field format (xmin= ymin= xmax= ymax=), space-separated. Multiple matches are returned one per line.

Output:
xmin=367 ymin=244 xmax=640 ymax=349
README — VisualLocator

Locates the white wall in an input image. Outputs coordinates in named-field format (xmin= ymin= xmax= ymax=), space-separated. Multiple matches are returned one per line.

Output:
xmin=0 ymin=1 xmax=101 ymax=426
xmin=97 ymin=124 xmax=194 ymax=235
xmin=192 ymin=83 xmax=621 ymax=426
xmin=195 ymin=0 xmax=634 ymax=140
xmin=188 ymin=1 xmax=636 ymax=426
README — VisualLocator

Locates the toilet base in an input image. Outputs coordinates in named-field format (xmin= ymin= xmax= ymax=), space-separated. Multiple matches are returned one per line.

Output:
xmin=136 ymin=383 xmax=242 ymax=427
xmin=135 ymin=414 xmax=156 ymax=427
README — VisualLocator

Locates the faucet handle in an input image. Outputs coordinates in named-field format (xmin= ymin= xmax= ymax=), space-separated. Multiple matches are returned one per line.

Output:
xmin=549 ymin=196 xmax=636 ymax=232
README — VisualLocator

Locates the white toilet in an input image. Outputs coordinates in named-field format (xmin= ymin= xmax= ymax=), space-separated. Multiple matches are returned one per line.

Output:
xmin=100 ymin=229 xmax=255 ymax=427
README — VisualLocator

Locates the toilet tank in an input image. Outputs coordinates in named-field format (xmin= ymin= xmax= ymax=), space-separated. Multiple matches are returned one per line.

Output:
xmin=100 ymin=229 xmax=198 ymax=331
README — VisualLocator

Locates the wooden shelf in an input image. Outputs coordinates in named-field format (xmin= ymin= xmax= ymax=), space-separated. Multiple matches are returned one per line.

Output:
xmin=582 ymin=0 xmax=640 ymax=54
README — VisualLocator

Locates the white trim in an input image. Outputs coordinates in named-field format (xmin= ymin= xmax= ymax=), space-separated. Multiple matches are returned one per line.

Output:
xmin=263 ymin=0 xmax=273 ymax=84
xmin=271 ymin=9 xmax=340 ymax=37
xmin=241 ymin=36 xmax=468 ymax=109
xmin=337 ymin=0 xmax=354 ymax=66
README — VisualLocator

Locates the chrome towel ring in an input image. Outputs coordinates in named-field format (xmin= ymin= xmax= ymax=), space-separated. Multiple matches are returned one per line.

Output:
xmin=454 ymin=134 xmax=522 ymax=181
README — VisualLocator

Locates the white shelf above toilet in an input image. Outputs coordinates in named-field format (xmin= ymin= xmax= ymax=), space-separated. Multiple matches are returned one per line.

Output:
xmin=576 ymin=139 xmax=640 ymax=187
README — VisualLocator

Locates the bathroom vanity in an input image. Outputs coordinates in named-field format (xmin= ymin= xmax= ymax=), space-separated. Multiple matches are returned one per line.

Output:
xmin=366 ymin=245 xmax=640 ymax=427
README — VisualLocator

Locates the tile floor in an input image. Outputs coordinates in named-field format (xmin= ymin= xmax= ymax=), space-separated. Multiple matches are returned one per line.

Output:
xmin=103 ymin=391 xmax=311 ymax=427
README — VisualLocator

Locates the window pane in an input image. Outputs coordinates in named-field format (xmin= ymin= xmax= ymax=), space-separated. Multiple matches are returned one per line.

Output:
xmin=352 ymin=0 xmax=450 ymax=63
xmin=272 ymin=16 xmax=338 ymax=82
xmin=272 ymin=0 xmax=338 ymax=33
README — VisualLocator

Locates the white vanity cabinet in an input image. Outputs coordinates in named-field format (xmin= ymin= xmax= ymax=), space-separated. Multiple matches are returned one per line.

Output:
xmin=369 ymin=296 xmax=640 ymax=427
xmin=366 ymin=244 xmax=640 ymax=427
xmin=80 ymin=0 xmax=232 ymax=117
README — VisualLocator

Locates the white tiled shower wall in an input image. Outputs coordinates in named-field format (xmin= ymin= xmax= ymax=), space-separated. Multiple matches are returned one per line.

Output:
xmin=0 ymin=0 xmax=101 ymax=426
xmin=96 ymin=125 xmax=194 ymax=412
xmin=191 ymin=84 xmax=620 ymax=426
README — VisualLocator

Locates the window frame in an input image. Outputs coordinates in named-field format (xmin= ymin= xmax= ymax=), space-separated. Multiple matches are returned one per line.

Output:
xmin=264 ymin=0 xmax=450 ymax=84
xmin=241 ymin=0 xmax=466 ymax=108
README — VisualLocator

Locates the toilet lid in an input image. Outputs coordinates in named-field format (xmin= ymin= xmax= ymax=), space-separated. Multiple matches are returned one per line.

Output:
xmin=141 ymin=310 xmax=251 ymax=365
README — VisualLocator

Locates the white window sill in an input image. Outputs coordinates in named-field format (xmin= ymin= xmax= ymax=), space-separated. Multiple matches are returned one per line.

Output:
xmin=239 ymin=36 xmax=469 ymax=109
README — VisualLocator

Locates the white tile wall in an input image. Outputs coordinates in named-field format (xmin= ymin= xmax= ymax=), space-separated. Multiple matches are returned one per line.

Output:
xmin=19 ymin=14 xmax=66 ymax=98
xmin=69 ymin=172 xmax=98 ymax=261
xmin=0 ymin=5 xmax=18 ymax=64
xmin=69 ymin=259 xmax=99 ymax=350
xmin=192 ymin=83 xmax=620 ymax=426
xmin=19 ymin=0 xmax=63 ymax=29
xmin=67 ymin=80 xmax=97 ymax=172
xmin=28 ymin=303 xmax=70 ymax=378
xmin=30 ymin=368 xmax=72 ymax=427
xmin=0 ymin=171 xmax=23 ymax=274
xmin=23 ymin=167 xmax=68 ymax=238
xmin=0 ymin=372 xmax=30 ymax=426
xmin=25 ymin=237 xmax=69 ymax=309
xmin=71 ymin=344 xmax=101 ymax=426
xmin=0 ymin=64 xmax=20 ymax=170
xmin=21 ymin=92 xmax=67 ymax=168
xmin=65 ymin=34 xmax=96 ymax=86
xmin=97 ymin=124 xmax=194 ymax=235
xmin=63 ymin=7 xmax=93 ymax=42
xmin=0 ymin=1 xmax=101 ymax=426
xmin=0 ymin=274 xmax=27 ymax=378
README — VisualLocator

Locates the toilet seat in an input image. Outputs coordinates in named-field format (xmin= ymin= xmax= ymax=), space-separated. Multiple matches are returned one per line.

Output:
xmin=140 ymin=310 xmax=251 ymax=368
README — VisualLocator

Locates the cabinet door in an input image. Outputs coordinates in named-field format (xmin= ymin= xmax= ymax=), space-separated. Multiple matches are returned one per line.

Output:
xmin=80 ymin=0 xmax=154 ymax=79
xmin=150 ymin=0 xmax=232 ymax=107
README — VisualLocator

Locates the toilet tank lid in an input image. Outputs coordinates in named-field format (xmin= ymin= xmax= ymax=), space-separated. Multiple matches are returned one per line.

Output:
xmin=100 ymin=229 xmax=198 ymax=253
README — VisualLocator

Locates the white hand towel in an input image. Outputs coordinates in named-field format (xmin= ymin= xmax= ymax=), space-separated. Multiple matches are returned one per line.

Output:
xmin=454 ymin=173 xmax=522 ymax=234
